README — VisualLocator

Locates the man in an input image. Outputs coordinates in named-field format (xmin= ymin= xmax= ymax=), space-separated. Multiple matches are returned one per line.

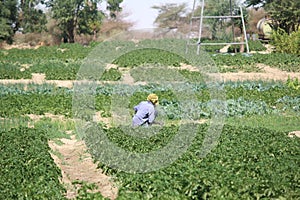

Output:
xmin=132 ymin=93 xmax=159 ymax=127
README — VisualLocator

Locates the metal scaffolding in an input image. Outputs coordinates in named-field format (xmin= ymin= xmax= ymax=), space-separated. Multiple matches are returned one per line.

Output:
xmin=186 ymin=0 xmax=249 ymax=54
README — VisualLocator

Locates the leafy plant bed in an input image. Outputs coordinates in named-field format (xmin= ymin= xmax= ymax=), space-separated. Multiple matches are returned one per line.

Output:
xmin=0 ymin=61 xmax=32 ymax=79
xmin=87 ymin=124 xmax=300 ymax=199
xmin=1 ymin=40 xmax=299 ymax=80
xmin=113 ymin=48 xmax=189 ymax=68
xmin=226 ymin=114 xmax=300 ymax=132
xmin=0 ymin=127 xmax=66 ymax=199
xmin=211 ymin=53 xmax=300 ymax=73
xmin=1 ymin=81 xmax=299 ymax=119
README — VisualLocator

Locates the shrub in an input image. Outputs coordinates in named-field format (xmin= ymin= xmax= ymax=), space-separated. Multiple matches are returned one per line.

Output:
xmin=271 ymin=29 xmax=300 ymax=55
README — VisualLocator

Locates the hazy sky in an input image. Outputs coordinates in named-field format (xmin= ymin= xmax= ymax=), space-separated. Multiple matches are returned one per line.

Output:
xmin=120 ymin=0 xmax=194 ymax=29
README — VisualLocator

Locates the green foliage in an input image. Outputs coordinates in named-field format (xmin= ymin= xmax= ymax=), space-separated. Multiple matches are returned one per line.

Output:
xmin=0 ymin=127 xmax=66 ymax=199
xmin=228 ymin=40 xmax=267 ymax=52
xmin=106 ymin=0 xmax=123 ymax=18
xmin=0 ymin=0 xmax=18 ymax=44
xmin=1 ymin=81 xmax=300 ymax=119
xmin=271 ymin=29 xmax=300 ymax=55
xmin=152 ymin=3 xmax=188 ymax=30
xmin=0 ymin=93 xmax=73 ymax=117
xmin=246 ymin=0 xmax=300 ymax=34
xmin=101 ymin=68 xmax=122 ymax=81
xmin=276 ymin=96 xmax=300 ymax=113
xmin=72 ymin=180 xmax=108 ymax=200
xmin=200 ymin=39 xmax=227 ymax=52
xmin=248 ymin=40 xmax=267 ymax=51
xmin=113 ymin=48 xmax=188 ymax=68
xmin=211 ymin=53 xmax=300 ymax=72
xmin=34 ymin=117 xmax=74 ymax=139
xmin=0 ymin=61 xmax=32 ymax=79
xmin=48 ymin=0 xmax=118 ymax=43
xmin=1 ymin=40 xmax=299 ymax=80
xmin=18 ymin=0 xmax=47 ymax=33
xmin=227 ymin=114 xmax=300 ymax=132
xmin=265 ymin=0 xmax=300 ymax=34
xmin=286 ymin=76 xmax=300 ymax=90
xmin=0 ymin=43 xmax=92 ymax=80
xmin=204 ymin=0 xmax=238 ymax=40
xmin=90 ymin=124 xmax=300 ymax=199
xmin=179 ymin=69 xmax=204 ymax=83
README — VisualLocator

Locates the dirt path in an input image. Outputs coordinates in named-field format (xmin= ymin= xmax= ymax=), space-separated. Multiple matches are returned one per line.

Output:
xmin=210 ymin=64 xmax=300 ymax=82
xmin=49 ymin=132 xmax=118 ymax=199
xmin=25 ymin=114 xmax=117 ymax=199
xmin=1 ymin=64 xmax=299 ymax=88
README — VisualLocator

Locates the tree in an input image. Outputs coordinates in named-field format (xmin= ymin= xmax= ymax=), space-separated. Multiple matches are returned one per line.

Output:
xmin=106 ymin=0 xmax=122 ymax=18
xmin=99 ymin=11 xmax=133 ymax=37
xmin=18 ymin=0 xmax=47 ymax=33
xmin=204 ymin=0 xmax=234 ymax=39
xmin=48 ymin=0 xmax=123 ymax=43
xmin=265 ymin=0 xmax=300 ymax=34
xmin=245 ymin=0 xmax=300 ymax=34
xmin=0 ymin=0 xmax=18 ymax=44
xmin=152 ymin=3 xmax=189 ymax=33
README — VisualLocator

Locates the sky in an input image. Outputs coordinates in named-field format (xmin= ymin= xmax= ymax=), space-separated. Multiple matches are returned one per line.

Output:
xmin=120 ymin=0 xmax=194 ymax=30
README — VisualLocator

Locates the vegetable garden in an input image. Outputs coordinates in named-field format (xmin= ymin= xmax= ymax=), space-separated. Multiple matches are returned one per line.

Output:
xmin=0 ymin=39 xmax=299 ymax=199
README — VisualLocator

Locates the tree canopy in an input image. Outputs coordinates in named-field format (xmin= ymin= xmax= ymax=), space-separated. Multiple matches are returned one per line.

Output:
xmin=0 ymin=0 xmax=18 ymax=44
xmin=152 ymin=3 xmax=188 ymax=30
xmin=48 ymin=0 xmax=123 ymax=43
xmin=245 ymin=0 xmax=300 ymax=34
xmin=0 ymin=0 xmax=124 ymax=44
xmin=18 ymin=0 xmax=47 ymax=33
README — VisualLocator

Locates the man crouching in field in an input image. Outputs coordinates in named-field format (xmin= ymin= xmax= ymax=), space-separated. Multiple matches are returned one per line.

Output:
xmin=132 ymin=94 xmax=159 ymax=127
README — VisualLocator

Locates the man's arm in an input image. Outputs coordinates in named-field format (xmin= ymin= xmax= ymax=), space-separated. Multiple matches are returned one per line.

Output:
xmin=148 ymin=109 xmax=156 ymax=124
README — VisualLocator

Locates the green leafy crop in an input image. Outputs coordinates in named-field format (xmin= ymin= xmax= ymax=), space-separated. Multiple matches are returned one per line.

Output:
xmin=0 ymin=127 xmax=66 ymax=199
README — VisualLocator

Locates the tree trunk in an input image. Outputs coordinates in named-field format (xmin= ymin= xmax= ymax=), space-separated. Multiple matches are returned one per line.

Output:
xmin=67 ymin=21 xmax=75 ymax=43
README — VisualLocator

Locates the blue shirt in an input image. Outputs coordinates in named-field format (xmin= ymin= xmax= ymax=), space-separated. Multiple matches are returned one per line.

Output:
xmin=132 ymin=101 xmax=156 ymax=126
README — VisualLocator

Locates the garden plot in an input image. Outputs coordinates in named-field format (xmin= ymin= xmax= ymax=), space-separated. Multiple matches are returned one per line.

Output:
xmin=1 ymin=41 xmax=300 ymax=199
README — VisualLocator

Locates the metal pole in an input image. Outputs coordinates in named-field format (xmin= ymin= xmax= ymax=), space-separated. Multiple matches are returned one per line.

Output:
xmin=230 ymin=0 xmax=236 ymax=53
xmin=240 ymin=6 xmax=249 ymax=53
xmin=186 ymin=0 xmax=198 ymax=54
xmin=197 ymin=0 xmax=205 ymax=54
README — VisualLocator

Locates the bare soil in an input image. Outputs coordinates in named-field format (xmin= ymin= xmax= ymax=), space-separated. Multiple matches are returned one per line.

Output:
xmin=209 ymin=64 xmax=300 ymax=82
xmin=288 ymin=131 xmax=300 ymax=138
xmin=49 ymin=132 xmax=118 ymax=199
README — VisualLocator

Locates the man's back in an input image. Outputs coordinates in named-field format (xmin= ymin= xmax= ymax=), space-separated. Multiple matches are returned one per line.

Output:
xmin=132 ymin=101 xmax=155 ymax=126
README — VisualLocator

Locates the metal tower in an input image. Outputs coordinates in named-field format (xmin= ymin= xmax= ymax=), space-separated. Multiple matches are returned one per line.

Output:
xmin=186 ymin=0 xmax=249 ymax=54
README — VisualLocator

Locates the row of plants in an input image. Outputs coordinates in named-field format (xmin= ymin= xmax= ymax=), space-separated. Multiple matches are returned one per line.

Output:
xmin=85 ymin=123 xmax=300 ymax=199
xmin=0 ymin=81 xmax=289 ymax=95
xmin=2 ymin=114 xmax=299 ymax=199
xmin=1 ymin=81 xmax=299 ymax=119
xmin=200 ymin=39 xmax=267 ymax=53
xmin=211 ymin=52 xmax=300 ymax=72
xmin=0 ymin=116 xmax=112 ymax=199
xmin=1 ymin=40 xmax=299 ymax=80
xmin=0 ymin=59 xmax=122 ymax=80
xmin=0 ymin=127 xmax=66 ymax=199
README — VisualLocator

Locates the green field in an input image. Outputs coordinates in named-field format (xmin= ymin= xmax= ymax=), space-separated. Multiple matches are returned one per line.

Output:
xmin=1 ymin=40 xmax=299 ymax=199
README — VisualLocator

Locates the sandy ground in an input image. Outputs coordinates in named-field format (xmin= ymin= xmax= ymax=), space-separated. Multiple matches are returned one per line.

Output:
xmin=48 ymin=133 xmax=118 ymax=199
xmin=1 ymin=63 xmax=300 ymax=88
